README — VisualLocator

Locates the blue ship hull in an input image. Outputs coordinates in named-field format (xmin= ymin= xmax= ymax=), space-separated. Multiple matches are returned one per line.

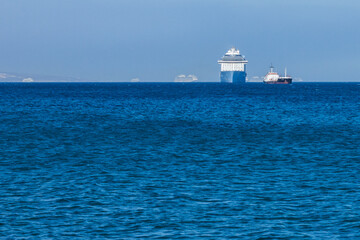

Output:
xmin=220 ymin=71 xmax=246 ymax=83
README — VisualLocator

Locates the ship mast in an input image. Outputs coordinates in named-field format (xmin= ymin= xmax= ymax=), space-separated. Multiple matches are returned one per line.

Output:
xmin=270 ymin=64 xmax=274 ymax=73
xmin=285 ymin=67 xmax=287 ymax=77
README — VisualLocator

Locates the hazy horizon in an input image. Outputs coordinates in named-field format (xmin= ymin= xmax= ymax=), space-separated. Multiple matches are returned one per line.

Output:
xmin=1 ymin=0 xmax=359 ymax=82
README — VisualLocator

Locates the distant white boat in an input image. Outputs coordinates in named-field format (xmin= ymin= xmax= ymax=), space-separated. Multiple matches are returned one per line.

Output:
xmin=174 ymin=74 xmax=198 ymax=82
xmin=22 ymin=78 xmax=34 ymax=82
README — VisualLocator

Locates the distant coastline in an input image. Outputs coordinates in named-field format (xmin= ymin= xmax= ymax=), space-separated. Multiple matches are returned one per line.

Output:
xmin=1 ymin=72 xmax=358 ymax=83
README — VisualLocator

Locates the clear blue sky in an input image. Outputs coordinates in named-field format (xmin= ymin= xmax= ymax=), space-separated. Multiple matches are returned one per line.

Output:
xmin=0 ymin=0 xmax=359 ymax=82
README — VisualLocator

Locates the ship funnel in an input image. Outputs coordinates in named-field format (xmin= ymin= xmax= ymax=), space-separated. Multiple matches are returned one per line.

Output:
xmin=270 ymin=64 xmax=274 ymax=73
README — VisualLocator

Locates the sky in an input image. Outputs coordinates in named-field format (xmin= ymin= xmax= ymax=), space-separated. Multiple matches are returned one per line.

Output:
xmin=0 ymin=0 xmax=359 ymax=82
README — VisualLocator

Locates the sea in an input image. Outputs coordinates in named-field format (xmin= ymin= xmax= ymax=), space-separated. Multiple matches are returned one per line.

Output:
xmin=0 ymin=82 xmax=359 ymax=239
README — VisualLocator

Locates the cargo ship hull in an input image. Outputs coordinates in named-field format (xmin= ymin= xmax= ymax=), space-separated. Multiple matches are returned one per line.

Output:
xmin=264 ymin=77 xmax=292 ymax=84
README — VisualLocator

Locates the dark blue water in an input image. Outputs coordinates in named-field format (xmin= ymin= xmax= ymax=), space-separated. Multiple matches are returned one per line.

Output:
xmin=0 ymin=83 xmax=359 ymax=239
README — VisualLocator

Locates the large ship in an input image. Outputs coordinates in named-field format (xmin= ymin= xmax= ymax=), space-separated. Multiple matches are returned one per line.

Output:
xmin=218 ymin=47 xmax=248 ymax=83
xmin=264 ymin=65 xmax=292 ymax=84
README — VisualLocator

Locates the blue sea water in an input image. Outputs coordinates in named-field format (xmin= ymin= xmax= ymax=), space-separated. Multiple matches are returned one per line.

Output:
xmin=0 ymin=82 xmax=359 ymax=239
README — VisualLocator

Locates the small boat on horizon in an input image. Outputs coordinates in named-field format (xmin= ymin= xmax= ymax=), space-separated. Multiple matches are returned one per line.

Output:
xmin=264 ymin=65 xmax=292 ymax=84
